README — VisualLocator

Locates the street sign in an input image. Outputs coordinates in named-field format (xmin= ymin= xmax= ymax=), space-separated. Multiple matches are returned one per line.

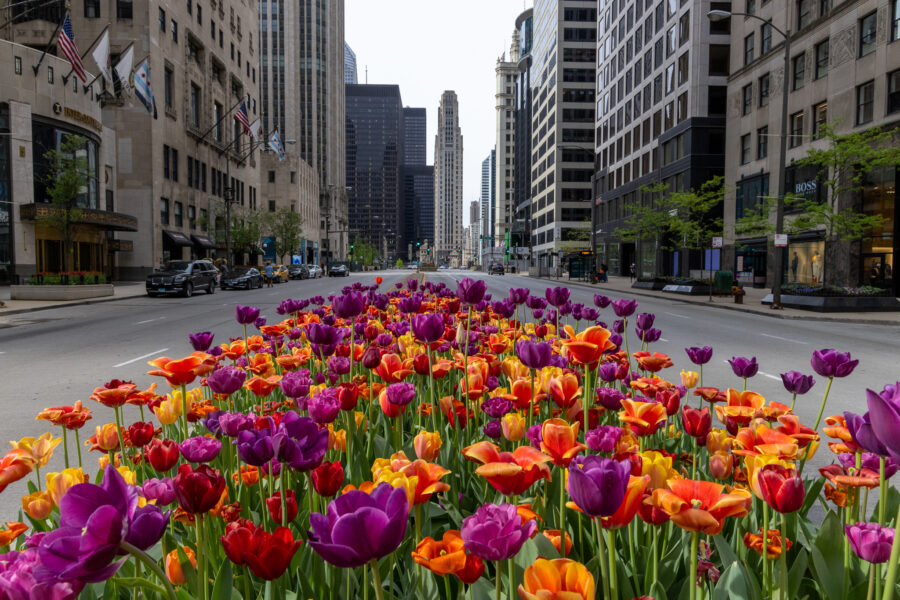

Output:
xmin=712 ymin=236 xmax=723 ymax=249
xmin=774 ymin=234 xmax=788 ymax=247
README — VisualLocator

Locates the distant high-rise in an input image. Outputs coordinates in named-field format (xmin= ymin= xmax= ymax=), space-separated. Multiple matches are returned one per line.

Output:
xmin=495 ymin=31 xmax=520 ymax=258
xmin=480 ymin=149 xmax=496 ymax=261
xmin=344 ymin=42 xmax=358 ymax=84
xmin=403 ymin=107 xmax=427 ymax=167
xmin=434 ymin=91 xmax=463 ymax=265
xmin=345 ymin=84 xmax=404 ymax=263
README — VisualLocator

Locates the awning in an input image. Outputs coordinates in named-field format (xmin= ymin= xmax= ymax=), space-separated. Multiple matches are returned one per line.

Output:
xmin=191 ymin=234 xmax=216 ymax=249
xmin=163 ymin=230 xmax=192 ymax=246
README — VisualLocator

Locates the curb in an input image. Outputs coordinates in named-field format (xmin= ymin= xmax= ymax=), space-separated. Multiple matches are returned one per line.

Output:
xmin=532 ymin=276 xmax=900 ymax=327
xmin=0 ymin=287 xmax=146 ymax=317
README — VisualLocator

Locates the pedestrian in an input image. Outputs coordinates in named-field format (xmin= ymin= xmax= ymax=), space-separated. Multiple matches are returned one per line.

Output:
xmin=600 ymin=263 xmax=608 ymax=283
xmin=264 ymin=262 xmax=274 ymax=288
xmin=629 ymin=262 xmax=636 ymax=282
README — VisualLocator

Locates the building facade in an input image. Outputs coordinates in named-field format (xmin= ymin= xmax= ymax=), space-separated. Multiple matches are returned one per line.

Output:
xmin=480 ymin=148 xmax=501 ymax=264
xmin=0 ymin=39 xmax=134 ymax=283
xmin=260 ymin=153 xmax=320 ymax=264
xmin=593 ymin=0 xmax=728 ymax=279
xmin=529 ymin=0 xmax=596 ymax=268
xmin=495 ymin=35 xmax=520 ymax=262
xmin=464 ymin=199 xmax=481 ymax=266
xmin=344 ymin=41 xmax=357 ymax=84
xmin=512 ymin=9 xmax=535 ymax=270
xmin=345 ymin=84 xmax=404 ymax=264
xmin=433 ymin=90 xmax=463 ymax=265
xmin=403 ymin=165 xmax=434 ymax=252
xmin=402 ymin=107 xmax=426 ymax=167
xmin=723 ymin=0 xmax=899 ymax=296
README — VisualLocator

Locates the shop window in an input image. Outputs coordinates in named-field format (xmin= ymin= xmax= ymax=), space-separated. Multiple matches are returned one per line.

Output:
xmin=788 ymin=240 xmax=825 ymax=284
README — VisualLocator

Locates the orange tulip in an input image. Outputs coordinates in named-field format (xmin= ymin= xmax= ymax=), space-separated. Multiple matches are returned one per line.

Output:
xmin=411 ymin=530 xmax=467 ymax=576
xmin=244 ymin=375 xmax=282 ymax=397
xmin=733 ymin=424 xmax=800 ymax=460
xmin=518 ymin=558 xmax=595 ymax=600
xmin=11 ymin=433 xmax=61 ymax=468
xmin=246 ymin=335 xmax=266 ymax=352
xmin=548 ymin=373 xmax=581 ymax=409
xmin=220 ymin=340 xmax=247 ymax=360
xmin=630 ymin=377 xmax=673 ymax=399
xmin=708 ymin=451 xmax=734 ymax=480
xmin=36 ymin=401 xmax=93 ymax=430
xmin=561 ymin=326 xmax=615 ymax=367
xmin=246 ymin=353 xmax=276 ymax=377
xmin=234 ymin=465 xmax=259 ymax=486
xmin=502 ymin=412 xmax=526 ymax=442
xmin=651 ymin=479 xmax=751 ymax=535
xmin=600 ymin=475 xmax=649 ymax=530
xmin=541 ymin=529 xmax=573 ymax=556
xmin=165 ymin=546 xmax=197 ymax=585
xmin=744 ymin=528 xmax=792 ymax=559
xmin=21 ymin=492 xmax=52 ymax=520
xmin=517 ymin=503 xmax=542 ymax=530
xmin=373 ymin=353 xmax=414 ymax=384
xmin=90 ymin=381 xmax=137 ymax=408
xmin=0 ymin=522 xmax=28 ymax=547
xmin=618 ymin=399 xmax=667 ymax=436
xmin=147 ymin=354 xmax=207 ymax=387
xmin=633 ymin=351 xmax=673 ymax=373
xmin=540 ymin=419 xmax=586 ymax=467
xmin=714 ymin=389 xmax=766 ymax=433
xmin=463 ymin=442 xmax=552 ymax=496
xmin=823 ymin=415 xmax=861 ymax=454
xmin=86 ymin=423 xmax=121 ymax=452
xmin=775 ymin=415 xmax=818 ymax=449
xmin=414 ymin=431 xmax=442 ymax=461
xmin=377 ymin=452 xmax=451 ymax=505
xmin=819 ymin=464 xmax=880 ymax=489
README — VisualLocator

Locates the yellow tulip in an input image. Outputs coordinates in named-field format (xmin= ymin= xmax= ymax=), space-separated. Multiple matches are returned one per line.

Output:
xmin=45 ymin=468 xmax=88 ymax=506
xmin=414 ymin=430 xmax=442 ymax=461
xmin=641 ymin=450 xmax=681 ymax=490
xmin=153 ymin=393 xmax=183 ymax=426
xmin=116 ymin=466 xmax=137 ymax=485
xmin=11 ymin=433 xmax=61 ymax=468
xmin=501 ymin=412 xmax=526 ymax=442
xmin=680 ymin=370 xmax=699 ymax=389
xmin=21 ymin=491 xmax=52 ymax=520
xmin=374 ymin=470 xmax=417 ymax=510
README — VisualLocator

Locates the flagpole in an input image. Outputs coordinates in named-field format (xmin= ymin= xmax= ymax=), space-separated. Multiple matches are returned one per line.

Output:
xmin=110 ymin=41 xmax=135 ymax=99
xmin=31 ymin=12 xmax=66 ymax=76
xmin=197 ymin=94 xmax=248 ymax=148
xmin=83 ymin=24 xmax=112 ymax=93
xmin=62 ymin=23 xmax=109 ymax=84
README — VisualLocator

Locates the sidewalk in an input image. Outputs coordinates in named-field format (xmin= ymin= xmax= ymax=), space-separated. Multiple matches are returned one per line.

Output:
xmin=0 ymin=282 xmax=147 ymax=317
xmin=533 ymin=274 xmax=900 ymax=326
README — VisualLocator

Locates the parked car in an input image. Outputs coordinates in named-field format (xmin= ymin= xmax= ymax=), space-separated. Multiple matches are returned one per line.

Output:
xmin=489 ymin=263 xmax=505 ymax=275
xmin=288 ymin=264 xmax=309 ymax=280
xmin=273 ymin=265 xmax=290 ymax=283
xmin=146 ymin=260 xmax=217 ymax=297
xmin=307 ymin=265 xmax=323 ymax=278
xmin=407 ymin=262 xmax=419 ymax=270
xmin=328 ymin=264 xmax=350 ymax=277
xmin=221 ymin=267 xmax=264 ymax=290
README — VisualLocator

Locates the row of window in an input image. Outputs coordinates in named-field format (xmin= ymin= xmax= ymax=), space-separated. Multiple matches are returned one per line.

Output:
xmin=84 ymin=0 xmax=132 ymax=19
xmin=159 ymin=197 xmax=207 ymax=230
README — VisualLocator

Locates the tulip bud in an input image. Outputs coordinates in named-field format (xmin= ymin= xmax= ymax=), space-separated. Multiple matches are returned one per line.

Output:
xmin=413 ymin=353 xmax=431 ymax=376
xmin=680 ymin=370 xmax=699 ymax=389
xmin=21 ymin=491 xmax=52 ymax=520
xmin=361 ymin=345 xmax=382 ymax=369
xmin=414 ymin=431 xmax=442 ymax=461
xmin=709 ymin=451 xmax=733 ymax=480
xmin=266 ymin=490 xmax=298 ymax=523
xmin=501 ymin=412 xmax=526 ymax=442
xmin=336 ymin=382 xmax=359 ymax=411
xmin=311 ymin=460 xmax=344 ymax=497
xmin=165 ymin=547 xmax=197 ymax=585
xmin=127 ymin=421 xmax=156 ymax=447
xmin=145 ymin=438 xmax=180 ymax=473
xmin=535 ymin=324 xmax=547 ymax=338
xmin=364 ymin=324 xmax=380 ymax=340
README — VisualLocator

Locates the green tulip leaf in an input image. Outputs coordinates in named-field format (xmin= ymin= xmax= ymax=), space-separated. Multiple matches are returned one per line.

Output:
xmin=649 ymin=580 xmax=669 ymax=600
xmin=788 ymin=548 xmax=809 ymax=599
xmin=714 ymin=562 xmax=751 ymax=600
xmin=211 ymin=559 xmax=233 ymax=600
xmin=809 ymin=511 xmax=843 ymax=600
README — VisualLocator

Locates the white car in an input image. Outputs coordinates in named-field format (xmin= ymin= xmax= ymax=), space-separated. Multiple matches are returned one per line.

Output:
xmin=308 ymin=265 xmax=323 ymax=278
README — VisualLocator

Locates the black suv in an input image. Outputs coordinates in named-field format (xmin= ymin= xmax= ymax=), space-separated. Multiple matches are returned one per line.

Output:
xmin=146 ymin=260 xmax=217 ymax=297
xmin=489 ymin=263 xmax=505 ymax=275
xmin=288 ymin=264 xmax=309 ymax=280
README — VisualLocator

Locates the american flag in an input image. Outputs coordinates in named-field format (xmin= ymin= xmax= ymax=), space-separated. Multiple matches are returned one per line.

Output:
xmin=234 ymin=101 xmax=252 ymax=136
xmin=58 ymin=12 xmax=87 ymax=83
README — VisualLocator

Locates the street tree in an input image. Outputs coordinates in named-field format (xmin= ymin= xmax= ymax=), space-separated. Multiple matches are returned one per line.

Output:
xmin=262 ymin=207 xmax=304 ymax=264
xmin=228 ymin=206 xmax=262 ymax=264
xmin=38 ymin=135 xmax=90 ymax=278
xmin=350 ymin=235 xmax=378 ymax=266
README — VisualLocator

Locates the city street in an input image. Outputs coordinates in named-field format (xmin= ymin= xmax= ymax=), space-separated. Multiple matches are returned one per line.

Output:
xmin=0 ymin=270 xmax=894 ymax=519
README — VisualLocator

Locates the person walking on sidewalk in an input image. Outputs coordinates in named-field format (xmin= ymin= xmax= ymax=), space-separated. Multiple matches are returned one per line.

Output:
xmin=264 ymin=262 xmax=275 ymax=288
xmin=629 ymin=263 xmax=636 ymax=282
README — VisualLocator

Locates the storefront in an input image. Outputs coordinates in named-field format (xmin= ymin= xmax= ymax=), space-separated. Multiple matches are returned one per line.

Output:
xmin=734 ymin=238 xmax=768 ymax=288
xmin=860 ymin=166 xmax=897 ymax=294
xmin=162 ymin=230 xmax=192 ymax=262
xmin=786 ymin=233 xmax=825 ymax=285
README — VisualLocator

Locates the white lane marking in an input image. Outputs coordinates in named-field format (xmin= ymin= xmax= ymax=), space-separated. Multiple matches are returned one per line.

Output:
xmin=135 ymin=316 xmax=165 ymax=325
xmin=114 ymin=348 xmax=169 ymax=368
xmin=664 ymin=312 xmax=691 ymax=319
xmin=759 ymin=333 xmax=808 ymax=345
xmin=758 ymin=371 xmax=782 ymax=381
xmin=660 ymin=338 xmax=669 ymax=342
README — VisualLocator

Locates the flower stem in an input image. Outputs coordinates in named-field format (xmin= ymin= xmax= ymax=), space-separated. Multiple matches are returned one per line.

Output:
xmin=869 ymin=562 xmax=877 ymax=600
xmin=370 ymin=559 xmax=385 ymax=600
xmin=559 ymin=468 xmax=567 ymax=558
xmin=444 ymin=574 xmax=452 ymax=600
xmin=762 ymin=501 xmax=770 ymax=600
xmin=74 ymin=428 xmax=82 ymax=468
xmin=812 ymin=376 xmax=834 ymax=432
xmin=495 ymin=561 xmax=501 ymax=600
xmin=779 ymin=512 xmax=789 ymax=600
xmin=61 ymin=427 xmax=70 ymax=469
xmin=607 ymin=529 xmax=618 ymax=600
xmin=880 ymin=496 xmax=900 ymax=600
xmin=689 ymin=531 xmax=699 ymax=600
xmin=121 ymin=541 xmax=178 ymax=600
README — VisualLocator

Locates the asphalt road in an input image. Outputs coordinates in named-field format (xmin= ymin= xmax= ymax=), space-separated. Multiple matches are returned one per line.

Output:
xmin=0 ymin=269 xmax=893 ymax=519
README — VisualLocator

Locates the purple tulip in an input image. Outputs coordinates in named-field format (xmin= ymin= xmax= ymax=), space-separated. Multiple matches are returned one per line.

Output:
xmin=545 ymin=287 xmax=570 ymax=308
xmin=838 ymin=452 xmax=898 ymax=478
xmin=188 ymin=331 xmax=214 ymax=352
xmin=594 ymin=294 xmax=611 ymax=309
xmin=236 ymin=428 xmax=275 ymax=467
xmin=306 ymin=323 xmax=341 ymax=346
xmin=781 ymin=371 xmax=816 ymax=395
xmin=597 ymin=363 xmax=618 ymax=383
xmin=581 ymin=307 xmax=600 ymax=321
xmin=567 ymin=455 xmax=631 ymax=517
xmin=491 ymin=300 xmax=515 ymax=319
xmin=276 ymin=411 xmax=329 ymax=471
xmin=206 ymin=365 xmax=247 ymax=396
xmin=0 ymin=545 xmax=85 ymax=598
xmin=281 ymin=371 xmax=312 ymax=399
xmin=142 ymin=478 xmax=176 ymax=505
xmin=526 ymin=424 xmax=543 ymax=449
xmin=526 ymin=296 xmax=547 ymax=310
xmin=328 ymin=356 xmax=350 ymax=375
xmin=612 ymin=298 xmax=637 ymax=317
xmin=596 ymin=387 xmax=625 ymax=411
xmin=586 ymin=426 xmax=623 ymax=453
xmin=332 ymin=292 xmax=365 ymax=319
xmin=685 ymin=346 xmax=713 ymax=365
xmin=508 ymin=288 xmax=530 ymax=305
xmin=811 ymin=349 xmax=859 ymax=378
xmin=308 ymin=483 xmax=409 ymax=568
xmin=277 ymin=298 xmax=304 ymax=316
xmin=234 ymin=305 xmax=260 ymax=325
xmin=610 ymin=333 xmax=623 ymax=349
xmin=412 ymin=313 xmax=445 ymax=343
xmin=254 ymin=317 xmax=267 ymax=329
xmin=866 ymin=384 xmax=900 ymax=460
xmin=636 ymin=327 xmax=662 ymax=343
xmin=516 ymin=340 xmax=552 ymax=370
xmin=635 ymin=313 xmax=655 ymax=330
xmin=179 ymin=436 xmax=221 ymax=463
xmin=308 ymin=389 xmax=341 ymax=424
xmin=399 ymin=295 xmax=423 ymax=315
xmin=846 ymin=522 xmax=894 ymax=563
xmin=386 ymin=382 xmax=416 ymax=406
xmin=457 ymin=278 xmax=487 ymax=305
xmin=218 ymin=412 xmax=254 ymax=437
xmin=461 ymin=503 xmax=536 ymax=561
xmin=844 ymin=411 xmax=890 ymax=456
xmin=482 ymin=396 xmax=513 ymax=419
xmin=203 ymin=410 xmax=224 ymax=437
xmin=728 ymin=356 xmax=759 ymax=379
xmin=483 ymin=419 xmax=502 ymax=440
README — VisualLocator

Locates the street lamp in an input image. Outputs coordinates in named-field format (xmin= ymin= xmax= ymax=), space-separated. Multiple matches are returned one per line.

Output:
xmin=707 ymin=9 xmax=791 ymax=309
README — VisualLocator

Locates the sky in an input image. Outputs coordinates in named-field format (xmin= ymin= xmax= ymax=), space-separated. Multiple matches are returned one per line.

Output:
xmin=345 ymin=0 xmax=530 ymax=227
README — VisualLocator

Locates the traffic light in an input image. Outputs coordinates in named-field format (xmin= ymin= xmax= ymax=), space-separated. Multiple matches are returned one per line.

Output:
xmin=416 ymin=241 xmax=421 ymax=247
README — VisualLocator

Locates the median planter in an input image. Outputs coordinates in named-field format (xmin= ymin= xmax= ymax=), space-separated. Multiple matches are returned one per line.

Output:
xmin=661 ymin=283 xmax=711 ymax=296
xmin=632 ymin=281 xmax=666 ymax=290
xmin=761 ymin=293 xmax=900 ymax=312
xmin=11 ymin=284 xmax=114 ymax=301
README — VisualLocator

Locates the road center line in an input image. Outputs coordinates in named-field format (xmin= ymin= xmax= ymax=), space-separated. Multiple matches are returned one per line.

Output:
xmin=758 ymin=371 xmax=782 ymax=381
xmin=113 ymin=348 xmax=169 ymax=368
xmin=759 ymin=333 xmax=808 ymax=345
xmin=135 ymin=316 xmax=165 ymax=325
xmin=664 ymin=312 xmax=691 ymax=319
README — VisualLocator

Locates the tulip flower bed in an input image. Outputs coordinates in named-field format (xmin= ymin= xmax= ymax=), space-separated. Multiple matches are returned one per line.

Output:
xmin=2 ymin=277 xmax=900 ymax=600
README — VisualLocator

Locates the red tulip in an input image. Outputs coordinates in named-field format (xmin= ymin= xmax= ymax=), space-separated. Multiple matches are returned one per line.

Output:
xmin=127 ymin=421 xmax=156 ymax=447
xmin=757 ymin=464 xmax=805 ymax=514
xmin=681 ymin=406 xmax=712 ymax=442
xmin=266 ymin=490 xmax=298 ymax=523
xmin=413 ymin=354 xmax=431 ymax=376
xmin=656 ymin=389 xmax=681 ymax=416
xmin=145 ymin=439 xmax=180 ymax=472
xmin=312 ymin=460 xmax=344 ymax=497
xmin=336 ymin=382 xmax=359 ymax=411
xmin=173 ymin=463 xmax=226 ymax=514
xmin=245 ymin=527 xmax=302 ymax=580
xmin=221 ymin=519 xmax=261 ymax=565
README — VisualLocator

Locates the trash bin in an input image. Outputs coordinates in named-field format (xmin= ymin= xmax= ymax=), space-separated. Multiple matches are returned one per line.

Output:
xmin=713 ymin=271 xmax=733 ymax=294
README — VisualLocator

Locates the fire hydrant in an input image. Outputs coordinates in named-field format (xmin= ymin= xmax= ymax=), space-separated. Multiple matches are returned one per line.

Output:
xmin=732 ymin=285 xmax=746 ymax=304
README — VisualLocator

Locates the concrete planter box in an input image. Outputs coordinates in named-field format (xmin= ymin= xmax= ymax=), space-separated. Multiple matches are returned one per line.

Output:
xmin=632 ymin=281 xmax=666 ymax=290
xmin=662 ymin=284 xmax=711 ymax=296
xmin=11 ymin=284 xmax=114 ymax=301
xmin=762 ymin=293 xmax=900 ymax=312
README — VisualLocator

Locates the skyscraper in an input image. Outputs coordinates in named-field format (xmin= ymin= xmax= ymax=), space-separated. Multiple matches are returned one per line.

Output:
xmin=434 ymin=91 xmax=463 ymax=265
xmin=344 ymin=42 xmax=358 ymax=84
xmin=480 ymin=149 xmax=496 ymax=263
xmin=495 ymin=32 xmax=520 ymax=259
xmin=402 ymin=107 xmax=427 ymax=167
xmin=345 ymin=84 xmax=404 ymax=263
xmin=401 ymin=106 xmax=432 ymax=252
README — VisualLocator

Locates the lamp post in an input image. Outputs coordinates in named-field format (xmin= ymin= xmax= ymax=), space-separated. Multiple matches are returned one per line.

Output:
xmin=708 ymin=10 xmax=790 ymax=309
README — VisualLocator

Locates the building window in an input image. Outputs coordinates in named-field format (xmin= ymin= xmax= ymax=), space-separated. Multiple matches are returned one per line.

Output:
xmin=186 ymin=0 xmax=192 ymax=15
xmin=116 ymin=0 xmax=132 ymax=19
xmin=742 ymin=84 xmax=753 ymax=115
xmin=164 ymin=66 xmax=173 ymax=109
xmin=889 ymin=70 xmax=900 ymax=114
xmin=815 ymin=39 xmax=829 ymax=79
xmin=188 ymin=205 xmax=196 ymax=229
xmin=163 ymin=145 xmax=170 ymax=179
xmin=860 ymin=12 xmax=877 ymax=57
xmin=171 ymin=20 xmax=178 ymax=43
xmin=893 ymin=1 xmax=900 ymax=41
xmin=14 ymin=56 xmax=21 ymax=74
xmin=174 ymin=201 xmax=183 ymax=227
xmin=201 ymin=162 xmax=207 ymax=191
xmin=757 ymin=126 xmax=769 ymax=159
xmin=161 ymin=198 xmax=170 ymax=225
xmin=759 ymin=73 xmax=770 ymax=106
xmin=200 ymin=208 xmax=208 ymax=232
xmin=746 ymin=0 xmax=756 ymax=14
xmin=213 ymin=102 xmax=222 ymax=141
xmin=820 ymin=0 xmax=832 ymax=17
xmin=744 ymin=33 xmax=755 ymax=65
xmin=171 ymin=149 xmax=178 ymax=182
xmin=740 ymin=133 xmax=751 ymax=165
xmin=268 ymin=200 xmax=276 ymax=212
xmin=856 ymin=80 xmax=875 ymax=125
xmin=761 ymin=23 xmax=772 ymax=54
xmin=187 ymin=156 xmax=193 ymax=187
xmin=790 ymin=111 xmax=805 ymax=147
xmin=84 ymin=0 xmax=100 ymax=18
xmin=792 ymin=53 xmax=805 ymax=90
xmin=268 ymin=170 xmax=275 ymax=183
xmin=47 ymin=65 xmax=53 ymax=84
xmin=190 ymin=83 xmax=200 ymax=127
xmin=197 ymin=4 xmax=202 ymax=24
xmin=677 ymin=51 xmax=689 ymax=85
xmin=812 ymin=101 xmax=828 ymax=137
xmin=158 ymin=7 xmax=166 ymax=31
xmin=797 ymin=0 xmax=812 ymax=29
